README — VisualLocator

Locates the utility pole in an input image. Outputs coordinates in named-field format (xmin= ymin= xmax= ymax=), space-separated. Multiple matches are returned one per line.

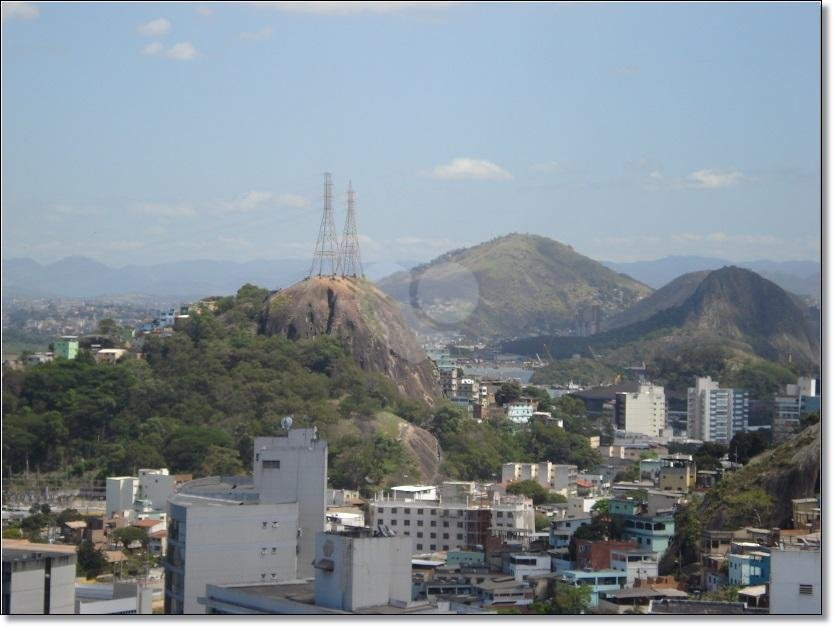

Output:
xmin=337 ymin=181 xmax=364 ymax=278
xmin=308 ymin=172 xmax=340 ymax=278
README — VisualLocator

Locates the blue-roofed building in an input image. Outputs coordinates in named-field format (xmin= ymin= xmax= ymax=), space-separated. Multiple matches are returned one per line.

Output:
xmin=560 ymin=570 xmax=628 ymax=607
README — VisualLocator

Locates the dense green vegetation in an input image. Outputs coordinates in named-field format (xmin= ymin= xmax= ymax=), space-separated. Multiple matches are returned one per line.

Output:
xmin=3 ymin=284 xmax=603 ymax=493
xmin=530 ymin=358 xmax=621 ymax=387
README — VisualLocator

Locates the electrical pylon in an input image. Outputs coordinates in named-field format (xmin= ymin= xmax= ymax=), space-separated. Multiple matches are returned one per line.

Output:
xmin=337 ymin=181 xmax=364 ymax=278
xmin=308 ymin=172 xmax=339 ymax=277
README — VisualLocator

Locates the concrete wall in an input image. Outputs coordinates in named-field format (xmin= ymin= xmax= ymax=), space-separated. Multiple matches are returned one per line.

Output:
xmin=4 ymin=554 xmax=75 ymax=615
xmin=106 ymin=477 xmax=137 ymax=518
xmin=169 ymin=501 xmax=299 ymax=614
xmin=314 ymin=533 xmax=412 ymax=611
xmin=769 ymin=549 xmax=821 ymax=615
xmin=254 ymin=430 xmax=327 ymax=579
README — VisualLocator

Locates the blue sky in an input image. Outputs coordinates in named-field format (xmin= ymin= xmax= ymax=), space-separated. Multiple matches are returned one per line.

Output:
xmin=1 ymin=1 xmax=821 ymax=268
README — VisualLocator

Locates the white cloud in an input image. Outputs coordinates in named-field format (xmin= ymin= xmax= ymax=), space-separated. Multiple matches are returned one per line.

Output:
xmin=429 ymin=157 xmax=512 ymax=181
xmin=241 ymin=26 xmax=273 ymax=41
xmin=220 ymin=191 xmax=311 ymax=212
xmin=1 ymin=1 xmax=38 ymax=23
xmin=257 ymin=2 xmax=455 ymax=15
xmin=166 ymin=42 xmax=198 ymax=60
xmin=50 ymin=203 xmax=102 ymax=216
xmin=134 ymin=202 xmax=196 ymax=218
xmin=141 ymin=41 xmax=165 ymax=56
xmin=218 ymin=236 xmax=254 ymax=248
xmin=682 ymin=169 xmax=745 ymax=189
xmin=195 ymin=6 xmax=214 ymax=16
xmin=137 ymin=18 xmax=171 ymax=37
xmin=530 ymin=161 xmax=562 ymax=173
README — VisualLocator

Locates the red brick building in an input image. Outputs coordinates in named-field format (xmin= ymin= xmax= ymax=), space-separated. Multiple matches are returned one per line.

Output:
xmin=575 ymin=539 xmax=638 ymax=570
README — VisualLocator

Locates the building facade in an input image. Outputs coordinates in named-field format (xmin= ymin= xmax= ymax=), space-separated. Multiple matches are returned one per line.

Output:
xmin=687 ymin=377 xmax=749 ymax=444
xmin=615 ymin=384 xmax=667 ymax=439
xmin=2 ymin=541 xmax=77 ymax=615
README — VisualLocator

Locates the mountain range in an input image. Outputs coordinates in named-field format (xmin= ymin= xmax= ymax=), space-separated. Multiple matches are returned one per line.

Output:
xmin=602 ymin=255 xmax=820 ymax=299
xmin=504 ymin=266 xmax=821 ymax=368
xmin=1 ymin=256 xmax=419 ymax=301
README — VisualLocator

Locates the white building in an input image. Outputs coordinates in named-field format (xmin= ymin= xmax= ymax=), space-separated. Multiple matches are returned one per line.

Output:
xmin=75 ymin=582 xmax=153 ymax=614
xmin=2 ymin=541 xmax=77 ymax=614
xmin=610 ymin=548 xmax=659 ymax=586
xmin=769 ymin=546 xmax=821 ymax=615
xmin=501 ymin=462 xmax=578 ymax=496
xmin=164 ymin=428 xmax=327 ymax=615
xmin=506 ymin=400 xmax=536 ymax=424
xmin=137 ymin=468 xmax=174 ymax=512
xmin=106 ymin=476 xmax=138 ymax=519
xmin=369 ymin=492 xmax=535 ymax=554
xmin=507 ymin=554 xmax=551 ymax=582
xmin=615 ymin=384 xmax=667 ymax=439
xmin=314 ymin=532 xmax=412 ymax=611
xmin=390 ymin=486 xmax=437 ymax=501
xmin=253 ymin=430 xmax=328 ymax=579
xmin=686 ymin=377 xmax=749 ymax=444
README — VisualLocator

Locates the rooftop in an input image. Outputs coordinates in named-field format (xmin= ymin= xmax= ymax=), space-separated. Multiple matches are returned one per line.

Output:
xmin=2 ymin=540 xmax=77 ymax=558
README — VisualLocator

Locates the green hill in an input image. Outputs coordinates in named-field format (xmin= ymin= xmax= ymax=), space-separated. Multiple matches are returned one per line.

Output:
xmin=377 ymin=233 xmax=652 ymax=339
xmin=504 ymin=266 xmax=820 ymax=370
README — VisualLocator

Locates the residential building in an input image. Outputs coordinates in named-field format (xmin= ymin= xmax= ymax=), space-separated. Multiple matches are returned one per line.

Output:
xmin=2 ymin=540 xmax=77 ymax=614
xmin=769 ymin=545 xmax=821 ymax=614
xmin=657 ymin=455 xmax=696 ymax=492
xmin=610 ymin=548 xmax=659 ymax=586
xmin=727 ymin=547 xmax=770 ymax=587
xmin=53 ymin=336 xmax=79 ymax=360
xmin=620 ymin=513 xmax=675 ymax=553
xmin=772 ymin=378 xmax=820 ymax=443
xmin=439 ymin=366 xmax=461 ymax=399
xmin=560 ymin=569 xmax=628 ymax=607
xmin=792 ymin=498 xmax=820 ymax=530
xmin=506 ymin=553 xmax=550 ymax=582
xmin=506 ymin=399 xmax=536 ymax=424
xmin=549 ymin=517 xmax=591 ymax=549
xmin=615 ymin=384 xmax=667 ymax=439
xmin=369 ymin=492 xmax=535 ymax=554
xmin=474 ymin=577 xmax=534 ymax=607
xmin=94 ymin=348 xmax=127 ymax=364
xmin=390 ymin=486 xmax=437 ymax=501
xmin=501 ymin=462 xmax=577 ymax=496
xmin=687 ymin=377 xmax=749 ymax=444
xmin=574 ymin=540 xmax=637 ymax=570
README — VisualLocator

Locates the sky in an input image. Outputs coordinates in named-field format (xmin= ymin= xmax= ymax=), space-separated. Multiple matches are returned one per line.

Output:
xmin=1 ymin=1 xmax=822 ymax=268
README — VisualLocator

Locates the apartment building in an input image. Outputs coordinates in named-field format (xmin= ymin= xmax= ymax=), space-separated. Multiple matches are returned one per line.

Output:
xmin=2 ymin=541 xmax=77 ymax=615
xmin=687 ymin=377 xmax=749 ymax=444
xmin=614 ymin=384 xmax=667 ymax=439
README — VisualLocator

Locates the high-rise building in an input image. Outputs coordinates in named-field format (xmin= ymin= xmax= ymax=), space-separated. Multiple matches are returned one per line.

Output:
xmin=164 ymin=428 xmax=327 ymax=614
xmin=614 ymin=384 xmax=667 ymax=438
xmin=2 ymin=541 xmax=77 ymax=615
xmin=687 ymin=377 xmax=749 ymax=444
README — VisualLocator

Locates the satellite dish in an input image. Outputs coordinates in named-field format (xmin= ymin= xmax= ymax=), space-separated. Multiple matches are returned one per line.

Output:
xmin=281 ymin=416 xmax=293 ymax=431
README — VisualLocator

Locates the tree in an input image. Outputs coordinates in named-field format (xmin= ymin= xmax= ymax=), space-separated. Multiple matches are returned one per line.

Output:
xmin=57 ymin=508 xmax=84 ymax=526
xmin=506 ymin=479 xmax=551 ymax=505
xmin=97 ymin=318 xmax=119 ymax=337
xmin=531 ymin=582 xmax=592 ymax=614
xmin=728 ymin=431 xmax=768 ymax=465
xmin=112 ymin=526 xmax=148 ymax=550
xmin=535 ymin=513 xmax=550 ymax=532
xmin=495 ymin=381 xmax=522 ymax=406
xmin=77 ymin=541 xmax=107 ymax=579
xmin=201 ymin=445 xmax=244 ymax=476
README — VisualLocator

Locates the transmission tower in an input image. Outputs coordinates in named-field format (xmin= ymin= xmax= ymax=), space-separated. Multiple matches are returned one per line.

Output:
xmin=308 ymin=172 xmax=340 ymax=277
xmin=337 ymin=181 xmax=364 ymax=278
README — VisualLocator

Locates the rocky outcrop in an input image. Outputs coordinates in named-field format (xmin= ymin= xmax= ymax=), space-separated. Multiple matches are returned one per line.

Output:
xmin=260 ymin=276 xmax=440 ymax=404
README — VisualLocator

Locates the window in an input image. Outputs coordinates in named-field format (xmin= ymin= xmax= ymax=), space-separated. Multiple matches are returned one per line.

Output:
xmin=430 ymin=521 xmax=436 ymax=527
xmin=417 ymin=544 xmax=423 ymax=550
xmin=404 ymin=531 xmax=410 ymax=536
xmin=430 ymin=544 xmax=437 ymax=550
xmin=378 ymin=519 xmax=384 ymax=526
xmin=418 ymin=520 xmax=424 ymax=526
xmin=262 ymin=460 xmax=281 ymax=469
xmin=431 ymin=509 xmax=437 ymax=515
xmin=497 ymin=512 xmax=504 ymax=518
xmin=430 ymin=533 xmax=436 ymax=539
xmin=391 ymin=520 xmax=398 ymax=526
xmin=405 ymin=508 xmax=411 ymax=514
xmin=418 ymin=509 xmax=424 ymax=515
xmin=392 ymin=508 xmax=398 ymax=514
xmin=404 ymin=520 xmax=410 ymax=526
xmin=443 ymin=533 xmax=449 ymax=539
xmin=443 ymin=545 xmax=449 ymax=551
xmin=457 ymin=522 xmax=463 ymax=528
xmin=457 ymin=534 xmax=463 ymax=540
xmin=799 ymin=584 xmax=814 ymax=596
xmin=417 ymin=532 xmax=423 ymax=538
xmin=443 ymin=522 xmax=449 ymax=528
xmin=378 ymin=507 xmax=385 ymax=514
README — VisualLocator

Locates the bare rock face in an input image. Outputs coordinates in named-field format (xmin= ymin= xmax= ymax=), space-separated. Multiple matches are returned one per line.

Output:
xmin=260 ymin=276 xmax=440 ymax=404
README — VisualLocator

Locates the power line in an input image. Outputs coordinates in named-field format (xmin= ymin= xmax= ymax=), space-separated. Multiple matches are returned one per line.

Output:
xmin=308 ymin=172 xmax=340 ymax=277
xmin=337 ymin=181 xmax=364 ymax=278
